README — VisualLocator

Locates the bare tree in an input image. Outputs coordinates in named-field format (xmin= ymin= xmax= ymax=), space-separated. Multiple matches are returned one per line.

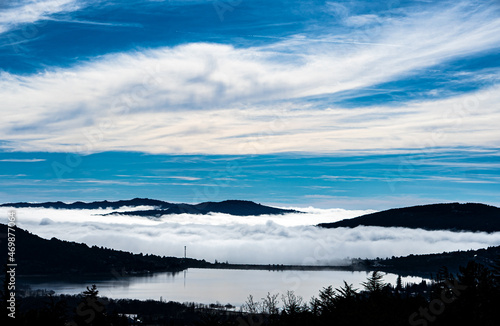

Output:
xmin=242 ymin=294 xmax=261 ymax=314
xmin=281 ymin=290 xmax=305 ymax=314
xmin=261 ymin=292 xmax=280 ymax=315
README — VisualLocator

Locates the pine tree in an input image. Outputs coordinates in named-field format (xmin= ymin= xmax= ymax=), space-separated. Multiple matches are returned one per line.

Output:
xmin=317 ymin=285 xmax=336 ymax=314
xmin=335 ymin=281 xmax=358 ymax=300
xmin=72 ymin=285 xmax=108 ymax=326
xmin=395 ymin=275 xmax=403 ymax=294
xmin=361 ymin=271 xmax=385 ymax=293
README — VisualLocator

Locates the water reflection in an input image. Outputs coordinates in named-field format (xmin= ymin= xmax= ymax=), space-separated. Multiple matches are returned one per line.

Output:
xmin=19 ymin=268 xmax=427 ymax=307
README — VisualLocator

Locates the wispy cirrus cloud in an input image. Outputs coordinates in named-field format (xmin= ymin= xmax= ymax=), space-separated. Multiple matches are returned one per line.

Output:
xmin=63 ymin=179 xmax=163 ymax=186
xmin=3 ymin=83 xmax=500 ymax=154
xmin=1 ymin=1 xmax=499 ymax=154
xmin=141 ymin=175 xmax=202 ymax=181
xmin=319 ymin=174 xmax=500 ymax=185
xmin=0 ymin=0 xmax=81 ymax=34
xmin=0 ymin=158 xmax=46 ymax=162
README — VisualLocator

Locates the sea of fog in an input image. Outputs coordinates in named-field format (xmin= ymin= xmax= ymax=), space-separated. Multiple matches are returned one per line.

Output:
xmin=1 ymin=206 xmax=500 ymax=265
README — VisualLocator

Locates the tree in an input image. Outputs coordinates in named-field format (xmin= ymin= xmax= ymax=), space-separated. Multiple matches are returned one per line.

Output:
xmin=395 ymin=275 xmax=403 ymax=295
xmin=361 ymin=271 xmax=385 ymax=293
xmin=242 ymin=294 xmax=260 ymax=314
xmin=71 ymin=285 xmax=108 ymax=326
xmin=281 ymin=290 xmax=305 ymax=315
xmin=317 ymin=285 xmax=336 ymax=314
xmin=432 ymin=260 xmax=499 ymax=326
xmin=261 ymin=292 xmax=279 ymax=315
xmin=436 ymin=265 xmax=452 ymax=282
xmin=308 ymin=296 xmax=321 ymax=316
xmin=335 ymin=281 xmax=358 ymax=300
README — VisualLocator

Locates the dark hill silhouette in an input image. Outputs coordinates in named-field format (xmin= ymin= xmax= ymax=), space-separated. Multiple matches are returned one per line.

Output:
xmin=361 ymin=244 xmax=500 ymax=277
xmin=318 ymin=202 xmax=500 ymax=232
xmin=0 ymin=198 xmax=299 ymax=216
xmin=0 ymin=198 xmax=172 ymax=210
xmin=104 ymin=200 xmax=300 ymax=217
xmin=0 ymin=223 xmax=210 ymax=275
xmin=194 ymin=200 xmax=294 ymax=215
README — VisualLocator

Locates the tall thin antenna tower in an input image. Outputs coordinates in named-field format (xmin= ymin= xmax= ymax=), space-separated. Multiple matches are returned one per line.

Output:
xmin=184 ymin=246 xmax=186 ymax=259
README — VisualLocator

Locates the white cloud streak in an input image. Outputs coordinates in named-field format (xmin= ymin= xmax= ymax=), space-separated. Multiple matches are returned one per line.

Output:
xmin=0 ymin=158 xmax=45 ymax=162
xmin=1 ymin=1 xmax=500 ymax=154
xmin=0 ymin=0 xmax=81 ymax=34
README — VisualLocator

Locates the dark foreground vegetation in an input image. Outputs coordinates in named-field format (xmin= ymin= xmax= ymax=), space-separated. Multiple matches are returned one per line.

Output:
xmin=360 ymin=245 xmax=500 ymax=278
xmin=0 ymin=224 xmax=211 ymax=275
xmin=2 ymin=257 xmax=499 ymax=325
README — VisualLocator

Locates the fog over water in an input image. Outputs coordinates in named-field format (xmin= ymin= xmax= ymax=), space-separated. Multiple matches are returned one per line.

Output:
xmin=2 ymin=206 xmax=500 ymax=265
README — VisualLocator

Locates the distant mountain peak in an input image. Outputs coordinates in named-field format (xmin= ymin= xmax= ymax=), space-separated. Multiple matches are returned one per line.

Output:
xmin=318 ymin=202 xmax=500 ymax=233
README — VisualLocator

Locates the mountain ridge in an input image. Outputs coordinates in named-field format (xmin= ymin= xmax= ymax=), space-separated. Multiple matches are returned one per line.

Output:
xmin=318 ymin=202 xmax=500 ymax=233
xmin=0 ymin=198 xmax=301 ymax=216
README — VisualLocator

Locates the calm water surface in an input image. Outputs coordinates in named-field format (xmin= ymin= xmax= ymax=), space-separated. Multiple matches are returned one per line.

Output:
xmin=20 ymin=268 xmax=426 ymax=307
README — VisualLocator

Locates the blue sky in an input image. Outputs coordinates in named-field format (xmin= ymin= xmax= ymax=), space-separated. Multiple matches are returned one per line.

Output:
xmin=1 ymin=0 xmax=499 ymax=209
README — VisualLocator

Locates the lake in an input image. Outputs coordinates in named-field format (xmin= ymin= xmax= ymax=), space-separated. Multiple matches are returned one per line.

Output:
xmin=20 ymin=268 xmax=427 ymax=308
